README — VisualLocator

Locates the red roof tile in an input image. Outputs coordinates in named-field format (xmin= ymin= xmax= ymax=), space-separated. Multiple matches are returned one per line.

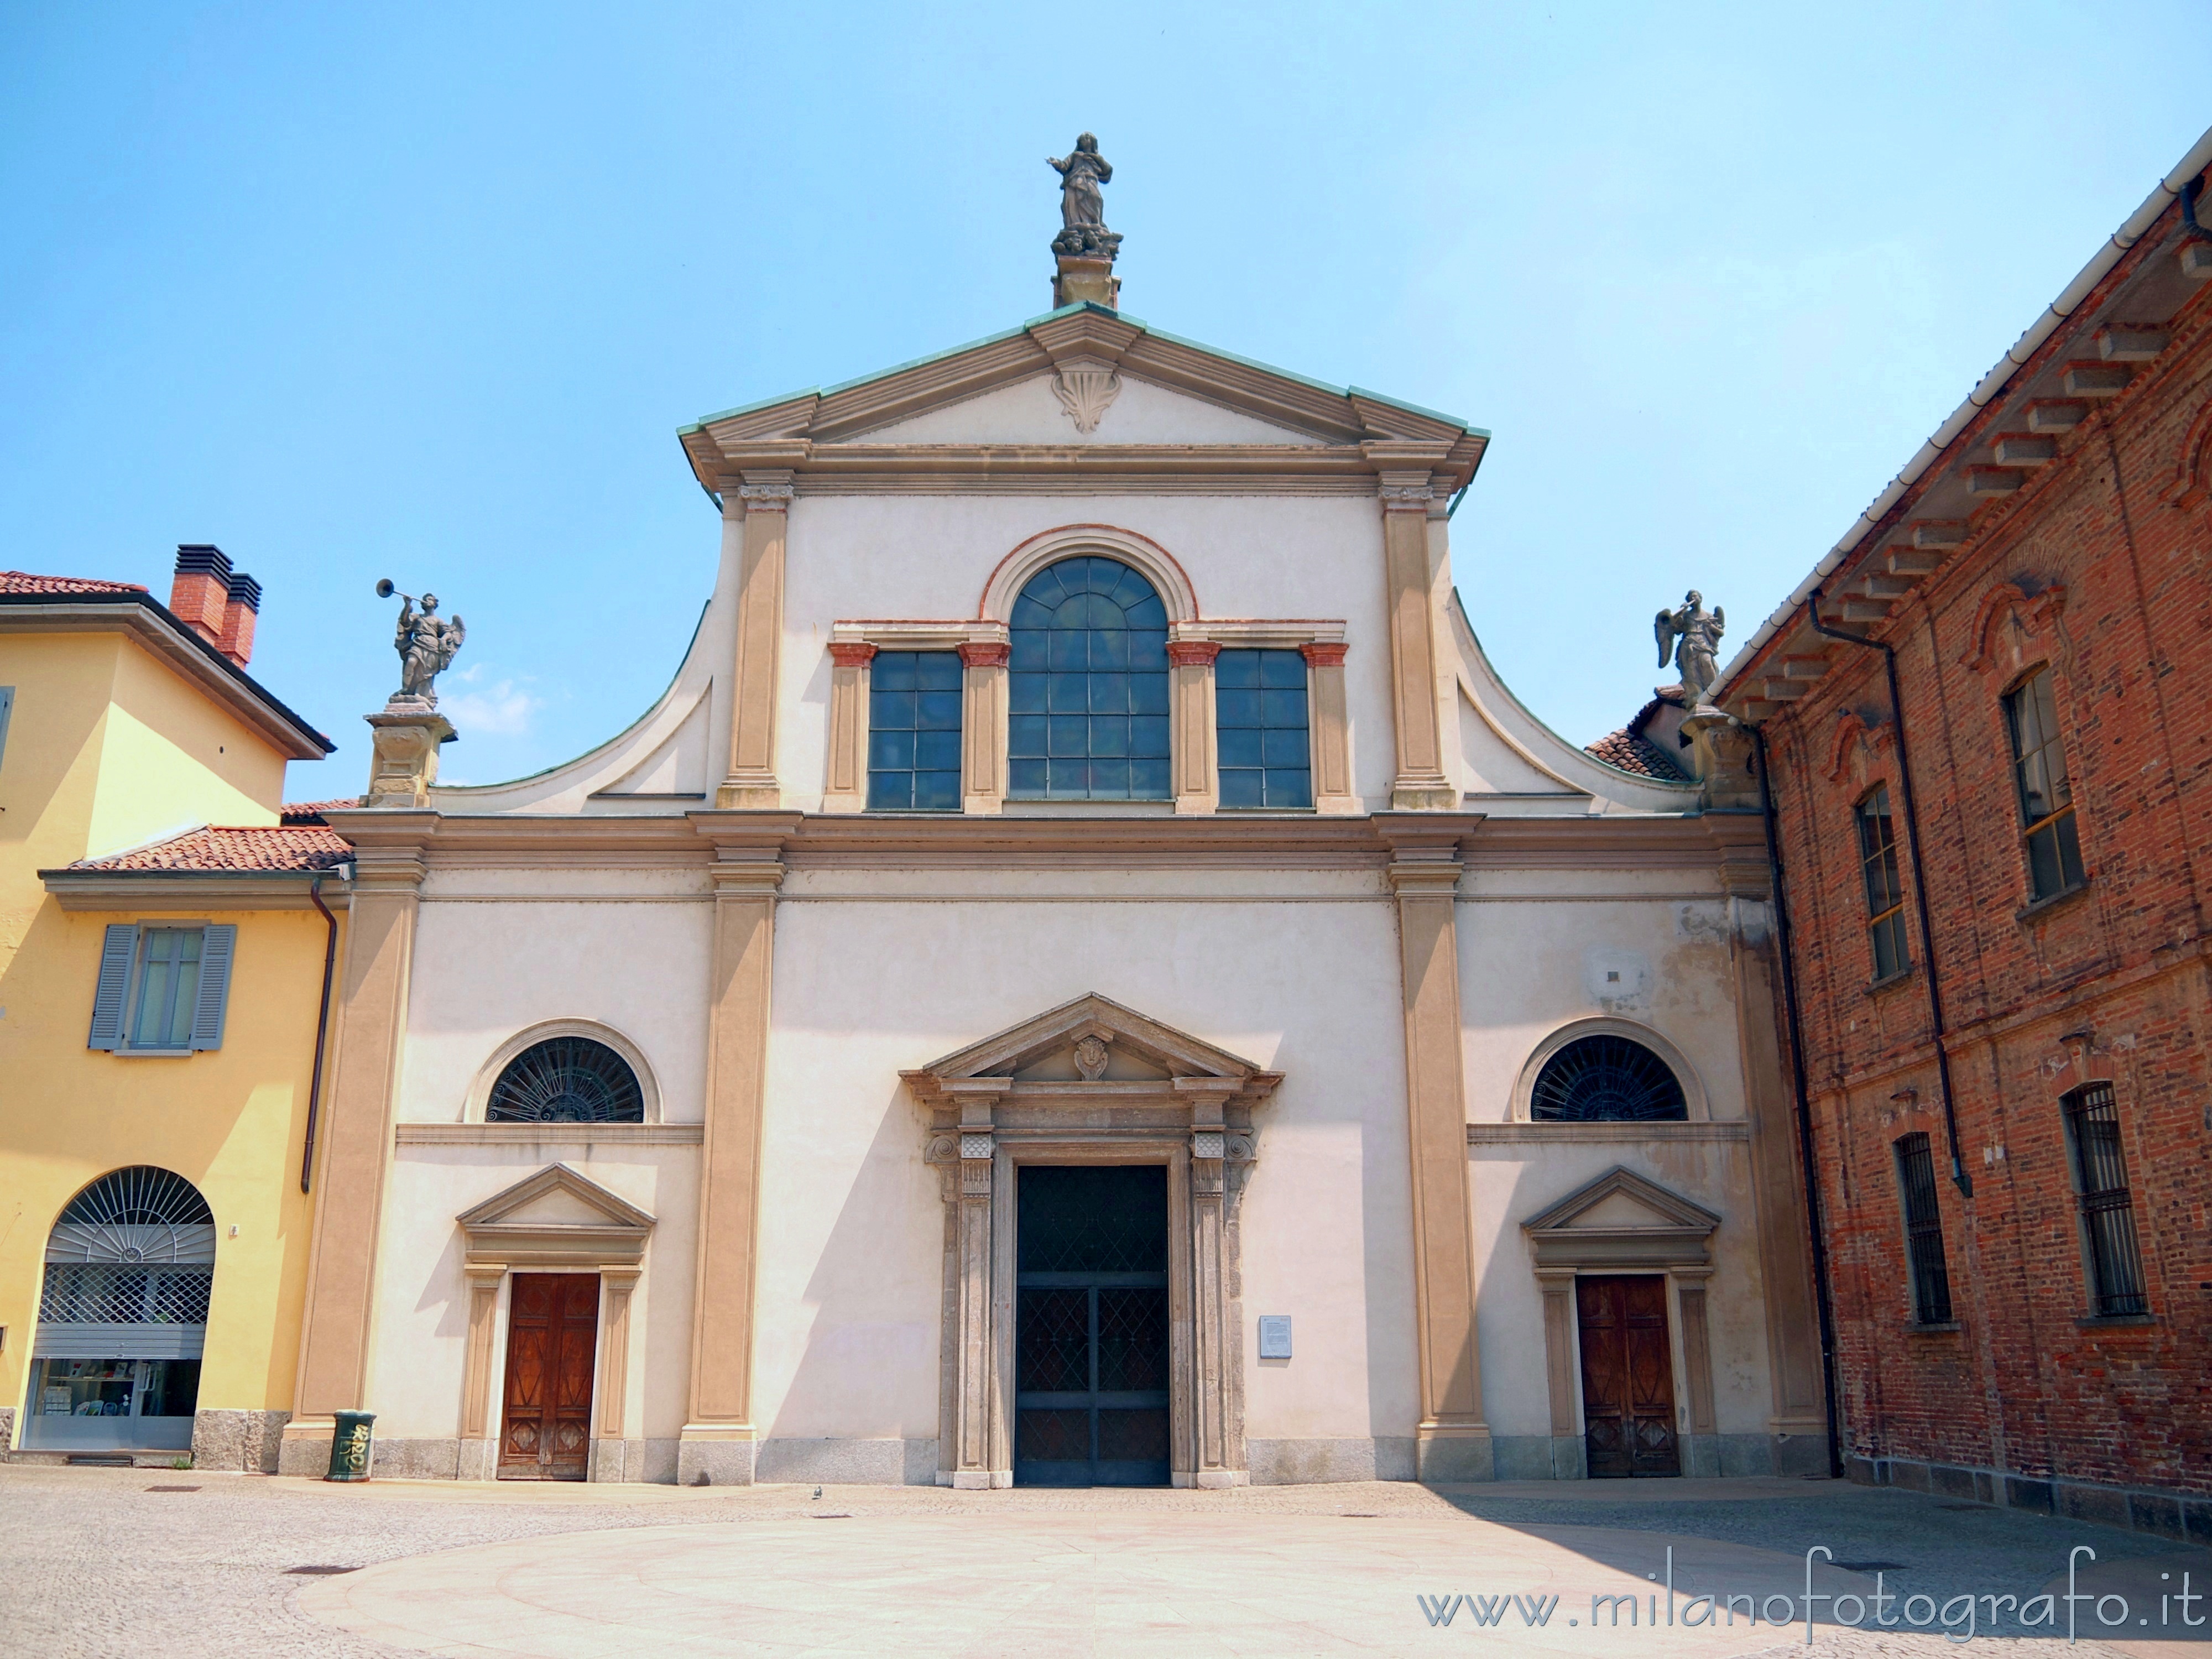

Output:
xmin=1 ymin=570 xmax=150 ymax=597
xmin=280 ymin=799 xmax=361 ymax=825
xmin=71 ymin=825 xmax=352 ymax=874
xmin=1585 ymin=728 xmax=1692 ymax=782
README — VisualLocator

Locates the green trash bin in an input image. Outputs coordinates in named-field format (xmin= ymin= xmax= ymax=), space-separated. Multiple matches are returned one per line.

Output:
xmin=326 ymin=1410 xmax=375 ymax=1481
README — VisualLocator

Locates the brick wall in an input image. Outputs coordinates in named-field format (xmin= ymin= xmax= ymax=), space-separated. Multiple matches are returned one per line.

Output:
xmin=1754 ymin=237 xmax=2212 ymax=1499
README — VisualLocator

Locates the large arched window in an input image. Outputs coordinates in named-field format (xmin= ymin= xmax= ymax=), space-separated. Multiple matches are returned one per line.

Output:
xmin=1530 ymin=1035 xmax=1687 ymax=1122
xmin=1008 ymin=556 xmax=1171 ymax=800
xmin=27 ymin=1167 xmax=215 ymax=1452
xmin=487 ymin=1036 xmax=645 ymax=1124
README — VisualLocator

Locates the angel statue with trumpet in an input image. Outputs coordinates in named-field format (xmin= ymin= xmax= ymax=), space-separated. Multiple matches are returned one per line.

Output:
xmin=378 ymin=578 xmax=466 ymax=703
xmin=1655 ymin=589 xmax=1725 ymax=708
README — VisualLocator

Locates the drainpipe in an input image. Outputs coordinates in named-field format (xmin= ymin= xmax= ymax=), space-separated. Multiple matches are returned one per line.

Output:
xmin=301 ymin=871 xmax=343 ymax=1193
xmin=1807 ymin=590 xmax=1972 ymax=1197
xmin=1748 ymin=723 xmax=1845 ymax=1479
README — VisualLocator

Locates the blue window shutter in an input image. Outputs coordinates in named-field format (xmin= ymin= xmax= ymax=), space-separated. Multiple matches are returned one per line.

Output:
xmin=188 ymin=924 xmax=237 ymax=1050
xmin=87 ymin=924 xmax=138 ymax=1050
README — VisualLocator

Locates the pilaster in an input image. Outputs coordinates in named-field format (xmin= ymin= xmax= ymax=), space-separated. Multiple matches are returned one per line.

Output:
xmin=456 ymin=1262 xmax=504 ymax=1481
xmin=959 ymin=640 xmax=1009 ymax=815
xmin=590 ymin=1266 xmax=642 ymax=1482
xmin=1180 ymin=1077 xmax=1248 ymax=1486
xmin=947 ymin=1081 xmax=1005 ymax=1488
xmin=279 ymin=815 xmax=435 ymax=1475
xmin=1168 ymin=639 xmax=1220 ymax=816
xmin=821 ymin=641 xmax=875 ymax=813
xmin=1378 ymin=473 xmax=1455 ymax=811
xmin=1380 ymin=816 xmax=1493 ymax=1480
xmin=716 ymin=475 xmax=790 ymax=810
xmin=1301 ymin=641 xmax=1358 ymax=814
xmin=678 ymin=815 xmax=799 ymax=1485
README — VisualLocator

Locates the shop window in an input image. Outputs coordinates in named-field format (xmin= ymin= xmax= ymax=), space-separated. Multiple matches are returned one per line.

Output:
xmin=86 ymin=924 xmax=237 ymax=1053
xmin=1215 ymin=649 xmax=1312 ymax=809
xmin=1855 ymin=786 xmax=1909 ymax=982
xmin=2063 ymin=1083 xmax=2148 ymax=1316
xmin=867 ymin=650 xmax=963 ymax=811
xmin=1893 ymin=1132 xmax=1953 ymax=1324
xmin=2004 ymin=667 xmax=2086 ymax=901
xmin=1008 ymin=557 xmax=1171 ymax=800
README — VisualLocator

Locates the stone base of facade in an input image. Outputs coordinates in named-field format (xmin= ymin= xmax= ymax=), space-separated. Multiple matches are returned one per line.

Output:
xmin=1849 ymin=1454 xmax=2212 ymax=1544
xmin=1247 ymin=1437 xmax=1417 ymax=1485
xmin=1415 ymin=1428 xmax=1496 ymax=1484
xmin=676 ymin=1434 xmax=756 ymax=1488
xmin=276 ymin=1428 xmax=330 ymax=1478
xmin=757 ymin=1437 xmax=938 ymax=1486
xmin=190 ymin=1410 xmax=290 ymax=1473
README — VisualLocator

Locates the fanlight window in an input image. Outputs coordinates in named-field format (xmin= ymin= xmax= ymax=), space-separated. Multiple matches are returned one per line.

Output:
xmin=1008 ymin=556 xmax=1171 ymax=801
xmin=40 ymin=1166 xmax=216 ymax=1327
xmin=486 ymin=1036 xmax=645 ymax=1124
xmin=1530 ymin=1035 xmax=1688 ymax=1123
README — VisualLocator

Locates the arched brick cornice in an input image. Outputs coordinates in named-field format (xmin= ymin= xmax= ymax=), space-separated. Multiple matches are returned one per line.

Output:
xmin=2163 ymin=396 xmax=2212 ymax=509
xmin=1824 ymin=709 xmax=1893 ymax=785
xmin=1961 ymin=580 xmax=2069 ymax=675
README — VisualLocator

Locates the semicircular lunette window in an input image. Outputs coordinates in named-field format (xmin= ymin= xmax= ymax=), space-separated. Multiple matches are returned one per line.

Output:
xmin=1529 ymin=1035 xmax=1687 ymax=1123
xmin=487 ymin=1036 xmax=645 ymax=1124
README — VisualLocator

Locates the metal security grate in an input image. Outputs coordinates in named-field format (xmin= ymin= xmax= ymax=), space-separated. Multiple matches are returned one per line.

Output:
xmin=1894 ymin=1131 xmax=1954 ymax=1324
xmin=39 ymin=1264 xmax=212 ymax=1326
xmin=487 ymin=1037 xmax=644 ymax=1124
xmin=1530 ymin=1036 xmax=1687 ymax=1123
xmin=1016 ymin=1165 xmax=1168 ymax=1274
xmin=45 ymin=1167 xmax=216 ymax=1266
xmin=2064 ymin=1084 xmax=2148 ymax=1317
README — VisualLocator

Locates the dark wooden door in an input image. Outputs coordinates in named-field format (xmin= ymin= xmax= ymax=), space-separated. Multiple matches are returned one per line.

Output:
xmin=499 ymin=1274 xmax=598 ymax=1480
xmin=1576 ymin=1275 xmax=1679 ymax=1478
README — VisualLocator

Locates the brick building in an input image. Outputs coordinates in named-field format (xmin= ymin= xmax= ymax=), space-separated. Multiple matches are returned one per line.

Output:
xmin=1712 ymin=129 xmax=2212 ymax=1535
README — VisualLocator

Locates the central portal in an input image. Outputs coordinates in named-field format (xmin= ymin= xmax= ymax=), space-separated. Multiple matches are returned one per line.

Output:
xmin=1014 ymin=1165 xmax=1170 ymax=1487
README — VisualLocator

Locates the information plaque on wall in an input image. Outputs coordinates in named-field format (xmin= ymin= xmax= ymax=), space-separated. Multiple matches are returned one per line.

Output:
xmin=1258 ymin=1314 xmax=1292 ymax=1359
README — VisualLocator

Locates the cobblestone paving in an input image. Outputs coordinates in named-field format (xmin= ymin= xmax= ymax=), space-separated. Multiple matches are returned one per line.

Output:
xmin=0 ymin=1465 xmax=2192 ymax=1658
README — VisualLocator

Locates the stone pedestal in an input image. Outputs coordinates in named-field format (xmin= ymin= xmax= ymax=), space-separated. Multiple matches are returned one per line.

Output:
xmin=1053 ymin=254 xmax=1119 ymax=310
xmin=1679 ymin=708 xmax=1759 ymax=810
xmin=366 ymin=701 xmax=456 ymax=807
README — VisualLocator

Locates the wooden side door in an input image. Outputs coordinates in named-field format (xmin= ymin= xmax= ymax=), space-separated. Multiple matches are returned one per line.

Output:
xmin=499 ymin=1274 xmax=599 ymax=1480
xmin=1576 ymin=1274 xmax=1680 ymax=1478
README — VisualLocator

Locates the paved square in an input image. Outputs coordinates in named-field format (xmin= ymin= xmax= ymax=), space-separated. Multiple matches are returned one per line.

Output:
xmin=4 ymin=1468 xmax=2205 ymax=1657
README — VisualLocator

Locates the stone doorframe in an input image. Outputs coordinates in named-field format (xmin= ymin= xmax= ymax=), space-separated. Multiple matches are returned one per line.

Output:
xmin=903 ymin=993 xmax=1282 ymax=1490
xmin=454 ymin=1164 xmax=654 ymax=1483
xmin=1520 ymin=1166 xmax=1721 ymax=1480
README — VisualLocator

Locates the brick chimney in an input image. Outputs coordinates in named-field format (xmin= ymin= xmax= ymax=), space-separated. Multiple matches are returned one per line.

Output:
xmin=218 ymin=571 xmax=260 ymax=666
xmin=168 ymin=545 xmax=261 ymax=667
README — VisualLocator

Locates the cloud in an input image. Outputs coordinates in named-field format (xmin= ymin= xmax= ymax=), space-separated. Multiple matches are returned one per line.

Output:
xmin=440 ymin=665 xmax=543 ymax=737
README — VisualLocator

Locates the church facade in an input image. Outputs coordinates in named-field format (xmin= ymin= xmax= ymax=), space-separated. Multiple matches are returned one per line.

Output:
xmin=278 ymin=243 xmax=1828 ymax=1486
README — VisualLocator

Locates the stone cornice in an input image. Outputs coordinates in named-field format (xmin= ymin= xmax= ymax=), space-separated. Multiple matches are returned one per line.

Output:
xmin=41 ymin=871 xmax=353 ymax=912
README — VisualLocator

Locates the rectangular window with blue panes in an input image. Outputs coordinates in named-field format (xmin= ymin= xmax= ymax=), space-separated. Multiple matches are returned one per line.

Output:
xmin=1215 ymin=649 xmax=1312 ymax=809
xmin=868 ymin=651 xmax=963 ymax=810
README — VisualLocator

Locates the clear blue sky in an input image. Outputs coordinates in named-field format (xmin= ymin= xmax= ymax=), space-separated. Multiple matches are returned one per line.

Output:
xmin=6 ymin=3 xmax=2208 ymax=791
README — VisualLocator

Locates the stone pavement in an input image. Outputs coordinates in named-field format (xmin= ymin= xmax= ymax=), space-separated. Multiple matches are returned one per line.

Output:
xmin=2 ymin=1466 xmax=2205 ymax=1658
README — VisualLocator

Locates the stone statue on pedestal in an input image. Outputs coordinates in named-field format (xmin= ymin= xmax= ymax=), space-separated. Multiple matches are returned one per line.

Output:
xmin=1655 ymin=590 xmax=1726 ymax=708
xmin=1048 ymin=134 xmax=1121 ymax=259
xmin=378 ymin=579 xmax=466 ymax=705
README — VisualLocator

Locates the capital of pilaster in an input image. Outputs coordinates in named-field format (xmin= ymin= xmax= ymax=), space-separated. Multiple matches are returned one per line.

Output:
xmin=1376 ymin=473 xmax=1436 ymax=512
xmin=1300 ymin=641 xmax=1349 ymax=668
xmin=1166 ymin=640 xmax=1221 ymax=667
xmin=735 ymin=470 xmax=794 ymax=510
xmin=828 ymin=641 xmax=879 ymax=669
xmin=958 ymin=640 xmax=1010 ymax=669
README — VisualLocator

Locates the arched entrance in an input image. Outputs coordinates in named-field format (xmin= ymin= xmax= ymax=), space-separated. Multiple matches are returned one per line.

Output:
xmin=24 ymin=1167 xmax=214 ymax=1452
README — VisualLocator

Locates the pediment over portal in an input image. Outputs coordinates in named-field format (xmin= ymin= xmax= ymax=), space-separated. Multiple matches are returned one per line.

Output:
xmin=901 ymin=992 xmax=1282 ymax=1108
xmin=1519 ymin=1165 xmax=1719 ymax=1272
xmin=456 ymin=1162 xmax=655 ymax=1268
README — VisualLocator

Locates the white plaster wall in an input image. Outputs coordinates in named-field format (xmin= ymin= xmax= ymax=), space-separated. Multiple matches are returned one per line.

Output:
xmin=777 ymin=493 xmax=1395 ymax=810
xmin=753 ymin=885 xmax=1420 ymax=1447
xmin=1468 ymin=1142 xmax=1774 ymax=1439
xmin=1457 ymin=894 xmax=1749 ymax=1124
xmin=366 ymin=1147 xmax=698 ymax=1443
xmin=849 ymin=373 xmax=1327 ymax=447
xmin=401 ymin=894 xmax=714 ymax=1123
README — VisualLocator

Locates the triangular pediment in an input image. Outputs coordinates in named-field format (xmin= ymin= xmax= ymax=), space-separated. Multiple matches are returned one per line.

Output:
xmin=457 ymin=1162 xmax=655 ymax=1238
xmin=903 ymin=992 xmax=1281 ymax=1103
xmin=678 ymin=305 xmax=1488 ymax=492
xmin=1521 ymin=1166 xmax=1720 ymax=1237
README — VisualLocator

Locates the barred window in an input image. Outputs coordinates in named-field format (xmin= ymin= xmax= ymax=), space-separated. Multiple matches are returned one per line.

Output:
xmin=2063 ymin=1084 xmax=2148 ymax=1316
xmin=1530 ymin=1035 xmax=1687 ymax=1123
xmin=1855 ymin=786 xmax=1909 ymax=982
xmin=867 ymin=651 xmax=963 ymax=811
xmin=487 ymin=1036 xmax=644 ymax=1124
xmin=1893 ymin=1131 xmax=1953 ymax=1324
xmin=2004 ymin=669 xmax=2086 ymax=901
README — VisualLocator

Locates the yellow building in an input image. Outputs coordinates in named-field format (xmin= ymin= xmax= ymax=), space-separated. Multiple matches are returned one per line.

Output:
xmin=0 ymin=550 xmax=345 ymax=1468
